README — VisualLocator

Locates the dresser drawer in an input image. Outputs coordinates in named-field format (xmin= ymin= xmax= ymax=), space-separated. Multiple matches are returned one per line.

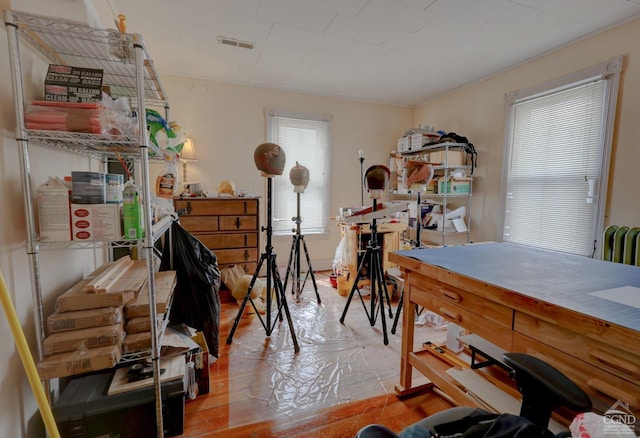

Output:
xmin=179 ymin=216 xmax=219 ymax=232
xmin=219 ymin=215 xmax=258 ymax=231
xmin=513 ymin=332 xmax=640 ymax=414
xmin=196 ymin=233 xmax=258 ymax=250
xmin=174 ymin=199 xmax=257 ymax=216
xmin=409 ymin=274 xmax=514 ymax=330
xmin=215 ymin=248 xmax=258 ymax=265
xmin=514 ymin=312 xmax=640 ymax=385
xmin=408 ymin=277 xmax=513 ymax=351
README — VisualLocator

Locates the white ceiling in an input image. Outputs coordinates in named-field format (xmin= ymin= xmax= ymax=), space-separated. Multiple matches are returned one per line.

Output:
xmin=93 ymin=0 xmax=640 ymax=106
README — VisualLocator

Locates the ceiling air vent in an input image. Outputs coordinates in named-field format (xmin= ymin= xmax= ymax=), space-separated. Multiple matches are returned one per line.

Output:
xmin=217 ymin=36 xmax=255 ymax=50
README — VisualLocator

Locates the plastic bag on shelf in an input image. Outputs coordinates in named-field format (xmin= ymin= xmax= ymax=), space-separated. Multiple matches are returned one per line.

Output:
xmin=25 ymin=94 xmax=137 ymax=136
xmin=160 ymin=221 xmax=221 ymax=358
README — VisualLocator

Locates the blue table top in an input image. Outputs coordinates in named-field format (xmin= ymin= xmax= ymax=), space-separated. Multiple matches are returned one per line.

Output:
xmin=395 ymin=242 xmax=640 ymax=332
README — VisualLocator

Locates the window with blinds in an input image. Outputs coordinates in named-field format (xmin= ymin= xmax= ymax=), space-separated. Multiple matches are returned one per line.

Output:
xmin=267 ymin=109 xmax=331 ymax=235
xmin=501 ymin=57 xmax=621 ymax=257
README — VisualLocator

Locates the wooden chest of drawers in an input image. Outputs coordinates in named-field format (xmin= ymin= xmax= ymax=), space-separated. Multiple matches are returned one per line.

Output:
xmin=174 ymin=197 xmax=260 ymax=275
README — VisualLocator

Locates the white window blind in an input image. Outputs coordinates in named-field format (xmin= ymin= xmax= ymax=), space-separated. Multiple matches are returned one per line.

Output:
xmin=267 ymin=110 xmax=331 ymax=235
xmin=502 ymin=57 xmax=621 ymax=257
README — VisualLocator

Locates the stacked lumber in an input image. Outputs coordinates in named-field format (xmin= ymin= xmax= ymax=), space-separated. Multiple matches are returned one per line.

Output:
xmin=37 ymin=257 xmax=148 ymax=379
xmin=122 ymin=271 xmax=177 ymax=353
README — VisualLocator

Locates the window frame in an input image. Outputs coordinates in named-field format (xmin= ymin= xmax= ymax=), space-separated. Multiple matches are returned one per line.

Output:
xmin=266 ymin=108 xmax=332 ymax=236
xmin=498 ymin=56 xmax=622 ymax=257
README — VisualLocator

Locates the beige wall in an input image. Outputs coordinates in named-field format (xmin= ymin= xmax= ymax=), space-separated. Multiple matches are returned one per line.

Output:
xmin=414 ymin=17 xmax=640 ymax=243
xmin=153 ymin=75 xmax=413 ymax=268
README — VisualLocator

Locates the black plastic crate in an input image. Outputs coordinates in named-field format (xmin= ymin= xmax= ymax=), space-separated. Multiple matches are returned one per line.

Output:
xmin=52 ymin=369 xmax=185 ymax=438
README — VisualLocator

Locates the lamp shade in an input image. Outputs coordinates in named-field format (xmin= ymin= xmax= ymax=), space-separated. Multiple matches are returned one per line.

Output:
xmin=180 ymin=137 xmax=198 ymax=161
xmin=254 ymin=142 xmax=286 ymax=177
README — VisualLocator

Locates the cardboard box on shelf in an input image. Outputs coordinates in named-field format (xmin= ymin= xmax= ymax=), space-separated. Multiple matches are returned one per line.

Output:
xmin=37 ymin=177 xmax=71 ymax=242
xmin=71 ymin=203 xmax=121 ymax=241
xmin=37 ymin=344 xmax=122 ymax=379
xmin=47 ymin=306 xmax=123 ymax=333
xmin=438 ymin=176 xmax=471 ymax=194
xmin=42 ymin=324 xmax=125 ymax=356
xmin=430 ymin=150 xmax=465 ymax=166
xmin=124 ymin=271 xmax=177 ymax=318
xmin=44 ymin=64 xmax=103 ymax=103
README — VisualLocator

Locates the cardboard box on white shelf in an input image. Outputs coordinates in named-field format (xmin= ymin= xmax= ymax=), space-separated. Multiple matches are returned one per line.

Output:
xmin=430 ymin=150 xmax=465 ymax=166
xmin=71 ymin=203 xmax=121 ymax=241
xmin=397 ymin=137 xmax=410 ymax=153
xmin=37 ymin=177 xmax=72 ymax=242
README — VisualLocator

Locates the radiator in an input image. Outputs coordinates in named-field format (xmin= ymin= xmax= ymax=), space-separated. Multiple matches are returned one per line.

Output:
xmin=602 ymin=225 xmax=640 ymax=265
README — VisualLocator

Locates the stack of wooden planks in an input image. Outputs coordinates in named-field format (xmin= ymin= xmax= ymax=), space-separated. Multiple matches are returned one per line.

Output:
xmin=37 ymin=257 xmax=176 ymax=379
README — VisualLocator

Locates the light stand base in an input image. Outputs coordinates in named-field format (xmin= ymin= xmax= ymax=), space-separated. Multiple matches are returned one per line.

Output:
xmin=283 ymin=192 xmax=320 ymax=303
xmin=339 ymin=200 xmax=393 ymax=345
xmin=284 ymin=234 xmax=320 ymax=303
xmin=225 ymin=177 xmax=299 ymax=352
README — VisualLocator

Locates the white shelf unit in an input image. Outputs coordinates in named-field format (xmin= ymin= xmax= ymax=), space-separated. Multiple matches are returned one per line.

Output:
xmin=5 ymin=10 xmax=171 ymax=436
xmin=392 ymin=142 xmax=473 ymax=246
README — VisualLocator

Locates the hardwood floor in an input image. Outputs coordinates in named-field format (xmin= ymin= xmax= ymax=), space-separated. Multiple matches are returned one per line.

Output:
xmin=177 ymin=272 xmax=453 ymax=438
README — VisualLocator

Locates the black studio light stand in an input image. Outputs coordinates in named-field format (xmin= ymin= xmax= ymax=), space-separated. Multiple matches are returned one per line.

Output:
xmin=226 ymin=143 xmax=299 ymax=352
xmin=358 ymin=149 xmax=365 ymax=206
xmin=283 ymin=163 xmax=320 ymax=303
xmin=340 ymin=165 xmax=394 ymax=345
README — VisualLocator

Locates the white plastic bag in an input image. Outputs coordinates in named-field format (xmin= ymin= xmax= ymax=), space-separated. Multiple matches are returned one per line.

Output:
xmin=570 ymin=412 xmax=636 ymax=437
xmin=332 ymin=233 xmax=352 ymax=275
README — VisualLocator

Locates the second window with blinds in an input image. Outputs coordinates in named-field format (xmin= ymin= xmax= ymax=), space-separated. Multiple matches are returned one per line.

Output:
xmin=267 ymin=109 xmax=331 ymax=236
xmin=500 ymin=57 xmax=621 ymax=257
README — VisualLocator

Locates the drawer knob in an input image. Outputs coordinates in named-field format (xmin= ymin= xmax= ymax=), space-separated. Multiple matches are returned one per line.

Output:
xmin=235 ymin=217 xmax=241 ymax=229
xmin=244 ymin=250 xmax=249 ymax=261
xmin=186 ymin=202 xmax=192 ymax=215
xmin=439 ymin=307 xmax=462 ymax=323
xmin=441 ymin=288 xmax=461 ymax=302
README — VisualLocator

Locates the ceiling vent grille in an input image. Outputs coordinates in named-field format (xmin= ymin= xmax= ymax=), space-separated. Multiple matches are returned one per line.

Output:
xmin=217 ymin=36 xmax=255 ymax=50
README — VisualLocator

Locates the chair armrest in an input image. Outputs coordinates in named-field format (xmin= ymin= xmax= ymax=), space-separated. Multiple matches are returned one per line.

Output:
xmin=503 ymin=352 xmax=592 ymax=428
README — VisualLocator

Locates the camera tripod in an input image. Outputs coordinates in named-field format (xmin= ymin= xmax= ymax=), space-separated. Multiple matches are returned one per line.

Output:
xmin=391 ymin=191 xmax=424 ymax=335
xmin=226 ymin=177 xmax=300 ymax=352
xmin=339 ymin=199 xmax=394 ymax=345
xmin=283 ymin=192 xmax=320 ymax=303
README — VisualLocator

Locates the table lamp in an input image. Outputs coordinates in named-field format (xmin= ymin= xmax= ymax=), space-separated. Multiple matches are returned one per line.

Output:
xmin=180 ymin=137 xmax=198 ymax=182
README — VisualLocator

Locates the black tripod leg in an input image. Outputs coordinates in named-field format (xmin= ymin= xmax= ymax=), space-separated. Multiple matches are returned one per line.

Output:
xmin=226 ymin=253 xmax=267 ymax=344
xmin=301 ymin=237 xmax=320 ymax=303
xmin=340 ymin=247 xmax=373 ymax=324
xmin=272 ymin=258 xmax=300 ymax=353
xmin=373 ymin=250 xmax=389 ymax=345
xmin=391 ymin=288 xmax=403 ymax=335
xmin=283 ymin=236 xmax=296 ymax=296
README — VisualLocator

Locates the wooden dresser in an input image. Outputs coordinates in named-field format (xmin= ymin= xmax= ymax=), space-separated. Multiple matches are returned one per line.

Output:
xmin=174 ymin=197 xmax=260 ymax=275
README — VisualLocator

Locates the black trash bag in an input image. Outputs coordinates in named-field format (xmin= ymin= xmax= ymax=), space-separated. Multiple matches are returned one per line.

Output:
xmin=160 ymin=221 xmax=221 ymax=358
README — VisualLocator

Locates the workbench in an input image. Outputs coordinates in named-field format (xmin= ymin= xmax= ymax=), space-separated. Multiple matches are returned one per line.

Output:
xmin=338 ymin=221 xmax=406 ymax=277
xmin=389 ymin=242 xmax=640 ymax=419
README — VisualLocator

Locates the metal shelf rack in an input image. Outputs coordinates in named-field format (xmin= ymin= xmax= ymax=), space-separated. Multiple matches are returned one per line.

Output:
xmin=5 ymin=9 xmax=172 ymax=436
xmin=391 ymin=142 xmax=474 ymax=246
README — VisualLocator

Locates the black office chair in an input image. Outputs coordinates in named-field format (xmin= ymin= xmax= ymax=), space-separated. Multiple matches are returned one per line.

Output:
xmin=356 ymin=353 xmax=592 ymax=438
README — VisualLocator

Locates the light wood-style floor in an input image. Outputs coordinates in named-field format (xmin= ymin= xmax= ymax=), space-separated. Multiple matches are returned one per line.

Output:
xmin=176 ymin=272 xmax=453 ymax=438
